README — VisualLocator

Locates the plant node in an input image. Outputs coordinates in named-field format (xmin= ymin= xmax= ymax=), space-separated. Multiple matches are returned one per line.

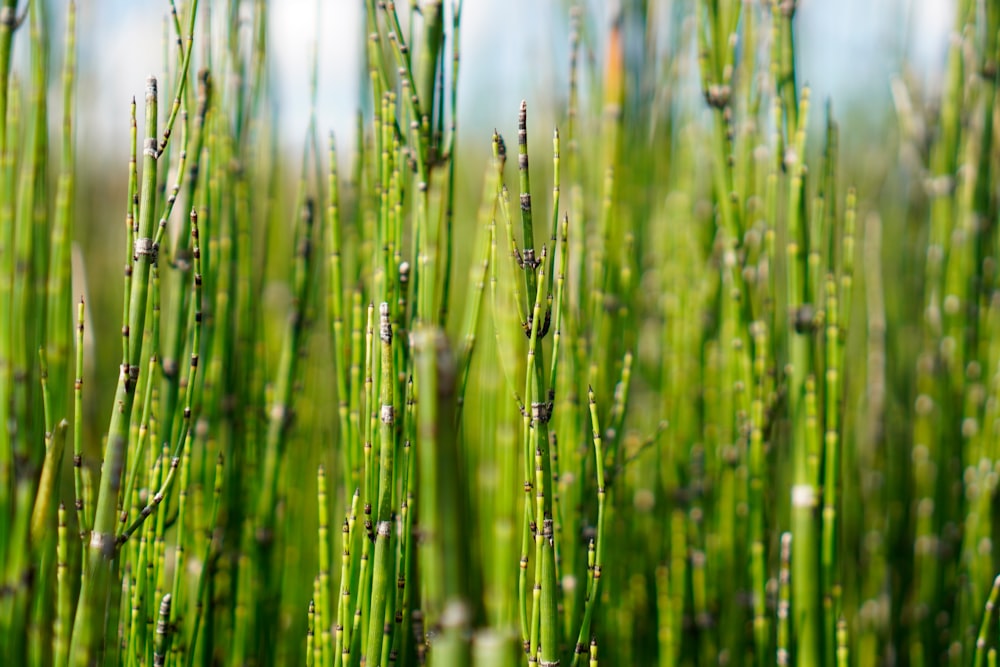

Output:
xmin=704 ymin=84 xmax=732 ymax=109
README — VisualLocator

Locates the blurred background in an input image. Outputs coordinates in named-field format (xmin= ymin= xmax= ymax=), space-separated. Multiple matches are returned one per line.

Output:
xmin=40 ymin=0 xmax=953 ymax=160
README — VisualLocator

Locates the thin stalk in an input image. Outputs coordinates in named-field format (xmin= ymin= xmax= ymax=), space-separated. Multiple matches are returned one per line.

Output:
xmin=68 ymin=79 xmax=162 ymax=666
xmin=413 ymin=326 xmax=473 ymax=664
xmin=570 ymin=387 xmax=606 ymax=666
xmin=72 ymin=298 xmax=87 ymax=537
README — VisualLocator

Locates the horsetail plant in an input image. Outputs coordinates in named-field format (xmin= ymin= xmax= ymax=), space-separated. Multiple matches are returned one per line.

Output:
xmin=3 ymin=0 xmax=1000 ymax=666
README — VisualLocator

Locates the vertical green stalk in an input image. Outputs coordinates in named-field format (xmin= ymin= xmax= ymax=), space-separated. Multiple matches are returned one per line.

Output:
xmin=571 ymin=387 xmax=606 ymax=666
xmin=0 ymin=0 xmax=21 ymax=548
xmin=972 ymin=575 xmax=1000 ymax=667
xmin=749 ymin=321 xmax=769 ymax=665
xmin=55 ymin=503 xmax=69 ymax=667
xmin=438 ymin=0 xmax=461 ymax=328
xmin=511 ymin=100 xmax=559 ymax=666
xmin=152 ymin=594 xmax=172 ymax=667
xmin=413 ymin=326 xmax=474 ymax=665
xmin=72 ymin=298 xmax=87 ymax=537
xmin=68 ymin=78 xmax=161 ymax=667
xmin=317 ymin=465 xmax=332 ymax=667
xmin=784 ymin=86 xmax=821 ymax=666
xmin=326 ymin=133 xmax=352 ymax=497
xmin=254 ymin=193 xmax=317 ymax=663
xmin=129 ymin=76 xmax=159 ymax=373
xmin=364 ymin=303 xmax=395 ymax=664
xmin=185 ymin=451 xmax=223 ymax=667
xmin=308 ymin=598 xmax=317 ymax=667
xmin=334 ymin=490 xmax=359 ymax=667
xmin=822 ymin=274 xmax=841 ymax=666
xmin=777 ymin=532 xmax=791 ymax=666
xmin=45 ymin=0 xmax=77 ymax=442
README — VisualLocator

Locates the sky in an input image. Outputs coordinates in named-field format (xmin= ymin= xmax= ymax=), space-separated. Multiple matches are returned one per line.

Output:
xmin=52 ymin=0 xmax=955 ymax=164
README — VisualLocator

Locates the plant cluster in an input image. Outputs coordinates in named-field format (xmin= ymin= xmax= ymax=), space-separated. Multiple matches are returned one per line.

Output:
xmin=2 ymin=1 xmax=1000 ymax=666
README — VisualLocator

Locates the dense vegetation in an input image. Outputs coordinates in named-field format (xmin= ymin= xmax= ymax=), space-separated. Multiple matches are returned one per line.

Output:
xmin=0 ymin=0 xmax=998 ymax=665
